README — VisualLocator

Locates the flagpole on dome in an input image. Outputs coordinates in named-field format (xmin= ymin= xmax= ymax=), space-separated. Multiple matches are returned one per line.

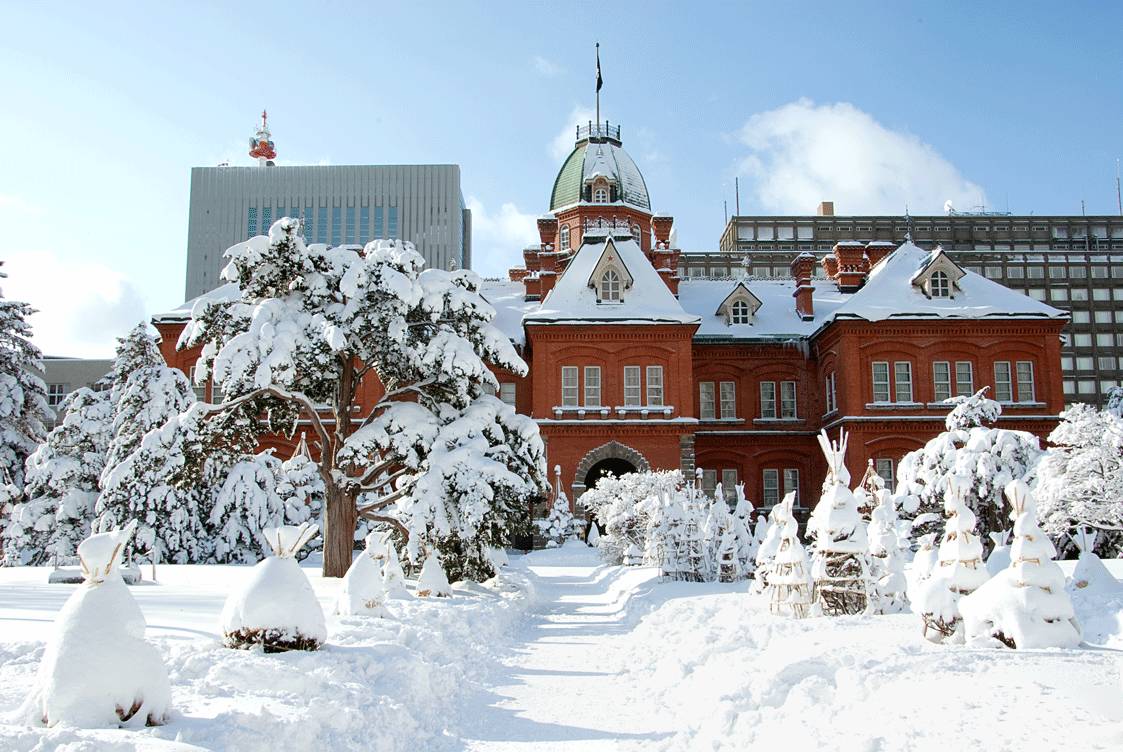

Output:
xmin=595 ymin=42 xmax=603 ymax=131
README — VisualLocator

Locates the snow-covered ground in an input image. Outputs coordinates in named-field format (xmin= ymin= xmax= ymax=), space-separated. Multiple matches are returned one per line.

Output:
xmin=1 ymin=546 xmax=1121 ymax=751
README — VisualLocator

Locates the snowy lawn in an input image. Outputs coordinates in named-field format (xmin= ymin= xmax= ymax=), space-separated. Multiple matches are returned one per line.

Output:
xmin=1 ymin=546 xmax=1121 ymax=751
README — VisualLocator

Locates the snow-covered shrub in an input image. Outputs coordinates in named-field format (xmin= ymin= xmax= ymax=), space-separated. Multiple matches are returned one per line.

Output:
xmin=867 ymin=490 xmax=909 ymax=614
xmin=731 ymin=484 xmax=758 ymax=578
xmin=276 ymin=436 xmax=325 ymax=527
xmin=960 ymin=481 xmax=1081 ymax=648
xmin=751 ymin=504 xmax=786 ymax=594
xmin=579 ymin=470 xmax=684 ymax=564
xmin=659 ymin=494 xmax=689 ymax=581
xmin=221 ymin=523 xmax=326 ymax=652
xmin=545 ymin=491 xmax=574 ymax=546
xmin=31 ymin=521 xmax=171 ymax=727
xmin=416 ymin=551 xmax=452 ymax=597
xmin=912 ymin=475 xmax=991 ymax=643
xmin=2 ymin=388 xmax=111 ymax=566
xmin=181 ymin=218 xmax=548 ymax=577
xmin=985 ymin=530 xmax=1011 ymax=577
xmin=897 ymin=388 xmax=1041 ymax=547
xmin=210 ymin=453 xmax=289 ymax=564
xmin=0 ymin=267 xmax=51 ymax=492
xmin=1034 ymin=403 xmax=1123 ymax=556
xmin=382 ymin=543 xmax=410 ymax=599
xmin=766 ymin=492 xmax=814 ymax=618
xmin=336 ymin=536 xmax=390 ymax=617
xmin=810 ymin=430 xmax=872 ymax=616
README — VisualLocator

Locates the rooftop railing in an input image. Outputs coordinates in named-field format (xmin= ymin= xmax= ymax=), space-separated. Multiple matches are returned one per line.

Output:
xmin=576 ymin=121 xmax=622 ymax=143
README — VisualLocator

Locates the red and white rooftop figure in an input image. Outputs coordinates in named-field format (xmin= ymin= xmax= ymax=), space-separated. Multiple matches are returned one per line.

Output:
xmin=248 ymin=109 xmax=277 ymax=165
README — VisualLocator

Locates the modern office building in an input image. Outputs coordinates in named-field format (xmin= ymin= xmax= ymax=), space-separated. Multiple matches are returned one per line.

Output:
xmin=184 ymin=114 xmax=471 ymax=300
xmin=677 ymin=203 xmax=1123 ymax=406
xmin=39 ymin=357 xmax=114 ymax=427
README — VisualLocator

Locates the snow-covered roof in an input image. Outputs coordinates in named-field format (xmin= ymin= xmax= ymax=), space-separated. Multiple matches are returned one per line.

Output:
xmin=549 ymin=140 xmax=651 ymax=212
xmin=480 ymin=279 xmax=539 ymax=346
xmin=679 ymin=280 xmax=848 ymax=340
xmin=832 ymin=242 xmax=1066 ymax=323
xmin=524 ymin=233 xmax=699 ymax=326
xmin=152 ymin=283 xmax=241 ymax=324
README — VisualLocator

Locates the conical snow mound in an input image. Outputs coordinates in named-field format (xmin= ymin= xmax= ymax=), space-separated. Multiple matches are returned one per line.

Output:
xmin=221 ymin=522 xmax=326 ymax=651
xmin=32 ymin=521 xmax=172 ymax=727
xmin=416 ymin=552 xmax=452 ymax=597
xmin=337 ymin=537 xmax=391 ymax=618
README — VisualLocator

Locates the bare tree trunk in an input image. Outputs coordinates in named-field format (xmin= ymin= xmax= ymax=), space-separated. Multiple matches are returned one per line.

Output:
xmin=323 ymin=481 xmax=357 ymax=578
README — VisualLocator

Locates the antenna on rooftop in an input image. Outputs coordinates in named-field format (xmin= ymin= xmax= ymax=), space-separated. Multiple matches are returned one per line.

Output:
xmin=904 ymin=204 xmax=913 ymax=243
xmin=735 ymin=177 xmax=741 ymax=215
xmin=724 ymin=200 xmax=728 ymax=226
xmin=1116 ymin=158 xmax=1121 ymax=216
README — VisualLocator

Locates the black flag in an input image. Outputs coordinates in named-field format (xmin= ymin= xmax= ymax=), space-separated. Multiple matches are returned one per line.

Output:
xmin=596 ymin=43 xmax=603 ymax=93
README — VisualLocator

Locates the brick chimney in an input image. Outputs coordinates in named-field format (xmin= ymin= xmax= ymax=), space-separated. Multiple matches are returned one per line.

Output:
xmin=866 ymin=241 xmax=895 ymax=267
xmin=822 ymin=252 xmax=839 ymax=280
xmin=817 ymin=201 xmax=834 ymax=217
xmin=833 ymin=241 xmax=868 ymax=292
xmin=651 ymin=214 xmax=674 ymax=246
xmin=537 ymin=215 xmax=558 ymax=249
xmin=790 ymin=252 xmax=816 ymax=320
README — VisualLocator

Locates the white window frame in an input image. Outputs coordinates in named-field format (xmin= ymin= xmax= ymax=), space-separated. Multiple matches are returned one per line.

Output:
xmin=1016 ymin=361 xmax=1035 ymax=402
xmin=780 ymin=381 xmax=797 ymax=418
xmin=825 ymin=372 xmax=837 ymax=413
xmin=498 ymin=382 xmax=516 ymax=407
xmin=699 ymin=381 xmax=716 ymax=420
xmin=955 ymin=361 xmax=974 ymax=397
xmin=701 ymin=469 xmax=717 ymax=497
xmin=561 ymin=366 xmax=578 ymax=406
xmin=762 ymin=469 xmax=780 ymax=506
xmin=730 ymin=300 xmax=751 ymax=324
xmin=933 ymin=361 xmax=951 ymax=402
xmin=46 ymin=383 xmax=68 ymax=409
xmin=600 ymin=270 xmax=621 ymax=302
xmin=593 ymin=187 xmax=608 ymax=203
xmin=783 ymin=468 xmax=800 ymax=506
xmin=760 ymin=381 xmax=776 ymax=419
xmin=719 ymin=381 xmax=736 ymax=418
xmin=872 ymin=361 xmax=890 ymax=402
xmin=584 ymin=366 xmax=601 ymax=407
xmin=623 ymin=366 xmax=641 ymax=407
xmin=994 ymin=361 xmax=1013 ymax=402
xmin=893 ymin=362 xmax=913 ymax=403
xmin=721 ymin=469 xmax=738 ymax=502
xmin=930 ymin=270 xmax=950 ymax=297
xmin=559 ymin=224 xmax=570 ymax=251
xmin=188 ymin=366 xmax=206 ymax=402
xmin=646 ymin=366 xmax=664 ymax=407
xmin=874 ymin=459 xmax=895 ymax=492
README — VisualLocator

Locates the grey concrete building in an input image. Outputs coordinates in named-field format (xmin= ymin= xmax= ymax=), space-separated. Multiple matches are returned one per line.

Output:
xmin=40 ymin=357 xmax=114 ymax=427
xmin=184 ymin=164 xmax=471 ymax=300
xmin=677 ymin=203 xmax=1123 ymax=407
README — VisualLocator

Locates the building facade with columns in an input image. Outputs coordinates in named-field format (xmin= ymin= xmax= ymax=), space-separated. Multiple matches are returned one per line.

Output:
xmin=154 ymin=120 xmax=1069 ymax=518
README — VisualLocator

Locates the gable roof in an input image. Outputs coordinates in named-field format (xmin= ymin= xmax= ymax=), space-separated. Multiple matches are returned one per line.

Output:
xmin=524 ymin=231 xmax=698 ymax=325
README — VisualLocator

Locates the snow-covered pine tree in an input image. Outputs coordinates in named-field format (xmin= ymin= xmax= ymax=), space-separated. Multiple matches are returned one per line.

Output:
xmin=751 ymin=503 xmax=786 ymax=594
xmin=913 ymin=474 xmax=991 ymax=643
xmin=1034 ymin=403 xmax=1123 ymax=556
xmin=642 ymin=493 xmax=668 ymax=568
xmin=181 ymin=219 xmax=547 ymax=577
xmin=0 ymin=264 xmax=50 ymax=491
xmin=580 ymin=470 xmax=683 ymax=564
xmin=896 ymin=388 xmax=1041 ymax=548
xmin=209 ymin=453 xmax=289 ymax=564
xmin=766 ymin=491 xmax=814 ymax=618
xmin=660 ymin=493 xmax=688 ymax=581
xmin=867 ymin=489 xmax=909 ymax=614
xmin=731 ymin=485 xmax=758 ymax=580
xmin=810 ymin=429 xmax=872 ymax=616
xmin=682 ymin=492 xmax=708 ymax=583
xmin=276 ymin=436 xmax=326 ymax=527
xmin=960 ymin=480 xmax=1081 ymax=648
xmin=2 ymin=388 xmax=112 ymax=565
xmin=853 ymin=460 xmax=884 ymax=520
xmin=545 ymin=491 xmax=573 ymax=547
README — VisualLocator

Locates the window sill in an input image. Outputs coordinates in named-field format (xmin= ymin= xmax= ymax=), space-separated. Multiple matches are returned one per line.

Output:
xmin=822 ymin=409 xmax=839 ymax=420
xmin=552 ymin=406 xmax=611 ymax=418
xmin=614 ymin=406 xmax=676 ymax=418
xmin=699 ymin=417 xmax=746 ymax=424
xmin=997 ymin=400 xmax=1046 ymax=408
xmin=753 ymin=418 xmax=803 ymax=424
xmin=865 ymin=402 xmax=925 ymax=410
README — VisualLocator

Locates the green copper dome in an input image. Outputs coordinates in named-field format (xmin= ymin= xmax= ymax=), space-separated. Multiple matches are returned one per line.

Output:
xmin=549 ymin=125 xmax=651 ymax=212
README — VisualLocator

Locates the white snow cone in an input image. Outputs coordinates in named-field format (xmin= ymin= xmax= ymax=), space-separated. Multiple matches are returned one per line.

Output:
xmin=382 ymin=544 xmax=411 ymax=599
xmin=416 ymin=551 xmax=452 ymax=597
xmin=336 ymin=536 xmax=390 ymax=618
xmin=959 ymin=481 xmax=1081 ymax=649
xmin=221 ymin=522 xmax=326 ymax=652
xmin=766 ymin=492 xmax=814 ymax=618
xmin=32 ymin=521 xmax=171 ymax=728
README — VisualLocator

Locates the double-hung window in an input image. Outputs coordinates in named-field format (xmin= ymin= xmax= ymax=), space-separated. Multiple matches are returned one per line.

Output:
xmin=872 ymin=362 xmax=891 ymax=402
xmin=760 ymin=381 xmax=777 ymax=419
xmin=762 ymin=469 xmax=780 ymax=505
xmin=646 ymin=366 xmax=664 ymax=406
xmin=561 ymin=367 xmax=578 ymax=406
xmin=955 ymin=361 xmax=974 ymax=396
xmin=719 ymin=381 xmax=736 ymax=418
xmin=783 ymin=469 xmax=800 ymax=505
xmin=699 ymin=382 xmax=716 ymax=419
xmin=780 ymin=381 xmax=797 ymax=418
xmin=584 ymin=366 xmax=601 ymax=407
xmin=994 ymin=361 xmax=1013 ymax=402
xmin=874 ymin=459 xmax=895 ymax=492
xmin=624 ymin=366 xmax=641 ymax=407
xmin=933 ymin=361 xmax=952 ymax=402
xmin=825 ymin=372 xmax=837 ymax=413
xmin=894 ymin=362 xmax=914 ymax=403
xmin=1016 ymin=361 xmax=1035 ymax=402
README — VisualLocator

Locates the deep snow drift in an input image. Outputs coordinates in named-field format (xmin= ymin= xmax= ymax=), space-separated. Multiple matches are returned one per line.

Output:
xmin=0 ymin=544 xmax=1120 ymax=751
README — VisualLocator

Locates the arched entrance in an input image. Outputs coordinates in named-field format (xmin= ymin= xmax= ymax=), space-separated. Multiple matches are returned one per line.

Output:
xmin=584 ymin=457 xmax=638 ymax=490
xmin=571 ymin=441 xmax=651 ymax=539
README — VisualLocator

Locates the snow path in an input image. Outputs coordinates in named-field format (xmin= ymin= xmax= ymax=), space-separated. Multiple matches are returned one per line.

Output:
xmin=462 ymin=543 xmax=673 ymax=751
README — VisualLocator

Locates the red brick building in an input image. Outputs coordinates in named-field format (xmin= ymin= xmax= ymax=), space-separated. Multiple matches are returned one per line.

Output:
xmin=154 ymin=121 xmax=1068 ymax=515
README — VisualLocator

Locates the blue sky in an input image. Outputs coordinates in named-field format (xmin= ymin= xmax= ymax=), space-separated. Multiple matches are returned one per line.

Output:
xmin=1 ymin=1 xmax=1121 ymax=356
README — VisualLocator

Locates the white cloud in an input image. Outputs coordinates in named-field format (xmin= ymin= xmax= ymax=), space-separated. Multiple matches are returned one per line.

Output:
xmin=2 ymin=250 xmax=148 ymax=358
xmin=550 ymin=106 xmax=595 ymax=162
xmin=466 ymin=196 xmax=538 ymax=278
xmin=532 ymin=56 xmax=564 ymax=77
xmin=734 ymin=99 xmax=986 ymax=215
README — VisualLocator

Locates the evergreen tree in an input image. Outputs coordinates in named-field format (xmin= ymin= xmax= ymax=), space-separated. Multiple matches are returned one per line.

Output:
xmin=766 ymin=492 xmax=814 ymax=618
xmin=731 ymin=484 xmax=759 ymax=579
xmin=0 ymin=265 xmax=50 ymax=490
xmin=913 ymin=475 xmax=991 ymax=643
xmin=810 ymin=429 xmax=872 ymax=616
xmin=210 ymin=453 xmax=288 ymax=564
xmin=181 ymin=219 xmax=547 ymax=577
xmin=660 ymin=493 xmax=688 ymax=581
xmin=545 ymin=491 xmax=573 ymax=546
xmin=276 ymin=436 xmax=325 ymax=527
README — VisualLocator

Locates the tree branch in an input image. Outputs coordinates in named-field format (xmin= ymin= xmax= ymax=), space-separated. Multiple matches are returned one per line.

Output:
xmin=356 ymin=510 xmax=408 ymax=537
xmin=199 ymin=386 xmax=331 ymax=457
xmin=356 ymin=487 xmax=409 ymax=512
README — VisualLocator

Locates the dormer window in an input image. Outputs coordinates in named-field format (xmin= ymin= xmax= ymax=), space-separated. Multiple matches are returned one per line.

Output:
xmin=730 ymin=300 xmax=752 ymax=324
xmin=716 ymin=282 xmax=763 ymax=325
xmin=593 ymin=187 xmax=609 ymax=203
xmin=930 ymin=270 xmax=950 ymax=297
xmin=559 ymin=224 xmax=570 ymax=251
xmin=600 ymin=270 xmax=621 ymax=301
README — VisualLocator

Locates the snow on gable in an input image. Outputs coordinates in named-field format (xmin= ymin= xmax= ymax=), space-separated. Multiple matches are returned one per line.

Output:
xmin=714 ymin=282 xmax=763 ymax=325
xmin=525 ymin=232 xmax=697 ymax=325
xmin=907 ymin=247 xmax=966 ymax=299
xmin=679 ymin=280 xmax=848 ymax=340
xmin=837 ymin=241 xmax=1066 ymax=323
xmin=586 ymin=236 xmax=635 ymax=302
